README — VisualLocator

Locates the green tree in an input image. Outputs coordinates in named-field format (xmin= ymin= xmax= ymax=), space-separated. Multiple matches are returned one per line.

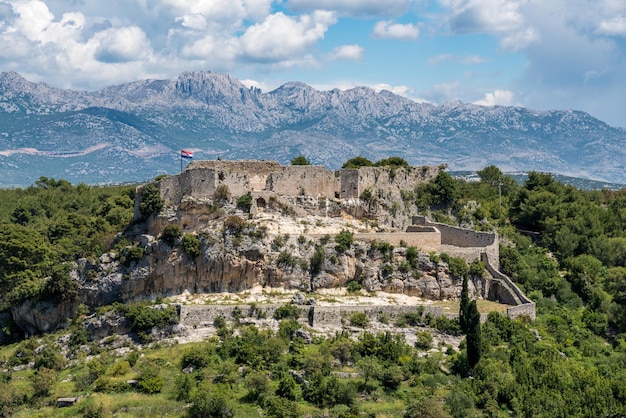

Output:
xmin=459 ymin=275 xmax=470 ymax=333
xmin=342 ymin=156 xmax=373 ymax=168
xmin=138 ymin=183 xmax=163 ymax=217
xmin=429 ymin=171 xmax=457 ymax=205
xmin=290 ymin=155 xmax=310 ymax=165
xmin=466 ymin=300 xmax=482 ymax=369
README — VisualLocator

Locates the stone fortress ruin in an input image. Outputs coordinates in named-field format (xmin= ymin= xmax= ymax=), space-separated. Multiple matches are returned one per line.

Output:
xmin=135 ymin=159 xmax=535 ymax=322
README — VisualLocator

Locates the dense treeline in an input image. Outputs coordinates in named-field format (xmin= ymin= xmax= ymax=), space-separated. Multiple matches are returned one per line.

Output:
xmin=0 ymin=177 xmax=135 ymax=308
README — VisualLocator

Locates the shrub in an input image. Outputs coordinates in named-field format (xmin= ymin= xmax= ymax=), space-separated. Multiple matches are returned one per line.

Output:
xmin=310 ymin=245 xmax=325 ymax=275
xmin=236 ymin=194 xmax=252 ymax=212
xmin=213 ymin=184 xmax=230 ymax=201
xmin=139 ymin=183 xmax=163 ymax=217
xmin=291 ymin=155 xmax=310 ymax=165
xmin=342 ymin=156 xmax=373 ymax=168
xmin=274 ymin=304 xmax=300 ymax=320
xmin=448 ymin=256 xmax=469 ymax=278
xmin=469 ymin=259 xmax=486 ymax=277
xmin=346 ymin=280 xmax=361 ymax=293
xmin=181 ymin=234 xmax=202 ymax=258
xmin=119 ymin=245 xmax=144 ymax=267
xmin=415 ymin=331 xmax=434 ymax=350
xmin=349 ymin=311 xmax=369 ymax=328
xmin=161 ymin=225 xmax=182 ymax=246
xmin=335 ymin=229 xmax=354 ymax=253
xmin=224 ymin=215 xmax=246 ymax=234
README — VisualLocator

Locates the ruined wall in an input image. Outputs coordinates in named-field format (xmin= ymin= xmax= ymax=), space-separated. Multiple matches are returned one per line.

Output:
xmin=339 ymin=166 xmax=443 ymax=199
xmin=354 ymin=232 xmax=441 ymax=253
xmin=268 ymin=166 xmax=338 ymax=197
xmin=179 ymin=304 xmax=449 ymax=329
xmin=413 ymin=216 xmax=499 ymax=267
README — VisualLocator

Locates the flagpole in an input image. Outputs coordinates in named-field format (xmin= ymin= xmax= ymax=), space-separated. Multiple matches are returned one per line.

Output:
xmin=180 ymin=151 xmax=183 ymax=173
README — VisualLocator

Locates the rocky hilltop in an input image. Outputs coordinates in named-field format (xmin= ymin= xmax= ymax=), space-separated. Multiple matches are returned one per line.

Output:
xmin=7 ymin=159 xmax=534 ymax=337
xmin=0 ymin=71 xmax=625 ymax=186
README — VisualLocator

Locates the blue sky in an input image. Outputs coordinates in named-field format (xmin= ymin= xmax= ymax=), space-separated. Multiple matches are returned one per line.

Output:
xmin=1 ymin=0 xmax=625 ymax=127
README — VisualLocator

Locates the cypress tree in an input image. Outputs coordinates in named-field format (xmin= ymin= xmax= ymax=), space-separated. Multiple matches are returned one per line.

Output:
xmin=459 ymin=275 xmax=470 ymax=333
xmin=466 ymin=300 xmax=482 ymax=369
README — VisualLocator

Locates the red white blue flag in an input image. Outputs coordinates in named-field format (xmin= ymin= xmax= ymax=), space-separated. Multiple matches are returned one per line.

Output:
xmin=181 ymin=149 xmax=193 ymax=159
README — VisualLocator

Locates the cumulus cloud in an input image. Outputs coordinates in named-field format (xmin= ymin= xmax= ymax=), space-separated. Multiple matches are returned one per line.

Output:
xmin=94 ymin=26 xmax=152 ymax=63
xmin=445 ymin=0 xmax=539 ymax=50
xmin=286 ymin=0 xmax=413 ymax=17
xmin=596 ymin=16 xmax=626 ymax=36
xmin=240 ymin=11 xmax=336 ymax=62
xmin=474 ymin=89 xmax=514 ymax=106
xmin=373 ymin=20 xmax=419 ymax=40
xmin=327 ymin=44 xmax=363 ymax=61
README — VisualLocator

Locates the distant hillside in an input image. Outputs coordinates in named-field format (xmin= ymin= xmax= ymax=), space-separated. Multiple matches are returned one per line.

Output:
xmin=1 ymin=70 xmax=625 ymax=187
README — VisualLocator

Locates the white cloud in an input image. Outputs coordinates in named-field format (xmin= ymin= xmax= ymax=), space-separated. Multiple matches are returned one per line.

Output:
xmin=175 ymin=14 xmax=207 ymax=31
xmin=596 ymin=16 xmax=626 ymax=37
xmin=445 ymin=0 xmax=539 ymax=50
xmin=327 ymin=44 xmax=363 ymax=61
xmin=428 ymin=53 xmax=487 ymax=65
xmin=474 ymin=89 xmax=514 ymax=106
xmin=94 ymin=26 xmax=152 ymax=63
xmin=240 ymin=11 xmax=336 ymax=62
xmin=373 ymin=20 xmax=419 ymax=40
xmin=286 ymin=0 xmax=413 ymax=17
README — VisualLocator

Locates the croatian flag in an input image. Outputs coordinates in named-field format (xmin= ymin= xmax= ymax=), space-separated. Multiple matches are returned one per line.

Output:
xmin=181 ymin=149 xmax=193 ymax=159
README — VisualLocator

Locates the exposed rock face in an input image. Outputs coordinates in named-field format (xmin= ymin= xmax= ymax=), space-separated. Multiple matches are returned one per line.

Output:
xmin=11 ymin=299 xmax=78 ymax=337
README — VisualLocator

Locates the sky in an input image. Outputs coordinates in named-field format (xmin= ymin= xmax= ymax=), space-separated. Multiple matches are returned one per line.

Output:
xmin=1 ymin=0 xmax=625 ymax=127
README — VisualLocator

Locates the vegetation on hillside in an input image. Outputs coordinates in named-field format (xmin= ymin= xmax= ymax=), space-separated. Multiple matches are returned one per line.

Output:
xmin=0 ymin=162 xmax=626 ymax=415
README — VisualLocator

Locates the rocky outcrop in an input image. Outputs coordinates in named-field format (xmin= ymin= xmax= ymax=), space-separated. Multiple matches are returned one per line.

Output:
xmin=11 ymin=299 xmax=78 ymax=337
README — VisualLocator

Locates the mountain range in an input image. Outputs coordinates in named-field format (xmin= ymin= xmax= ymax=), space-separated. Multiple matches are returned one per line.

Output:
xmin=1 ymin=70 xmax=625 ymax=187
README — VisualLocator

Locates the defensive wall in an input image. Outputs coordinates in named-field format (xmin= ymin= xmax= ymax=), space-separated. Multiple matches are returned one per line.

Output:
xmin=179 ymin=304 xmax=449 ymax=330
xmin=339 ymin=165 xmax=444 ymax=199
xmin=412 ymin=216 xmax=499 ymax=268
xmin=178 ymin=301 xmax=526 ymax=330
xmin=481 ymin=252 xmax=536 ymax=320
xmin=149 ymin=160 xmax=443 ymax=209
xmin=353 ymin=230 xmax=442 ymax=253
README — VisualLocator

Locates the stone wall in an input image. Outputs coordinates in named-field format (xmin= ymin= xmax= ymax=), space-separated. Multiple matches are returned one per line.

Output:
xmin=413 ymin=216 xmax=499 ymax=267
xmin=339 ymin=166 xmax=443 ymax=199
xmin=354 ymin=232 xmax=441 ymax=253
xmin=179 ymin=303 xmax=449 ymax=329
xmin=268 ymin=166 xmax=338 ymax=197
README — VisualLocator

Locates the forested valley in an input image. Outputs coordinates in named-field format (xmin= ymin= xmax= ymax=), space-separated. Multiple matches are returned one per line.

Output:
xmin=0 ymin=165 xmax=625 ymax=417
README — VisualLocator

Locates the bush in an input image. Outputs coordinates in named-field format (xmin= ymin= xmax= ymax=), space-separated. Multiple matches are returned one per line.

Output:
xmin=349 ymin=311 xmax=369 ymax=328
xmin=181 ymin=234 xmax=202 ymax=258
xmin=346 ymin=280 xmax=361 ymax=293
xmin=335 ymin=229 xmax=354 ymax=253
xmin=415 ymin=331 xmax=434 ymax=350
xmin=139 ymin=183 xmax=163 ymax=217
xmin=161 ymin=225 xmax=182 ymax=246
xmin=119 ymin=245 xmax=144 ymax=267
xmin=469 ymin=259 xmax=486 ymax=277
xmin=274 ymin=304 xmax=300 ymax=320
xmin=310 ymin=245 xmax=325 ymax=275
xmin=236 ymin=194 xmax=252 ymax=212
xmin=213 ymin=184 xmax=230 ymax=201
xmin=448 ymin=257 xmax=469 ymax=278
xmin=181 ymin=347 xmax=212 ymax=370
xmin=224 ymin=215 xmax=246 ymax=234
xmin=189 ymin=383 xmax=233 ymax=418
xmin=291 ymin=155 xmax=311 ymax=165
